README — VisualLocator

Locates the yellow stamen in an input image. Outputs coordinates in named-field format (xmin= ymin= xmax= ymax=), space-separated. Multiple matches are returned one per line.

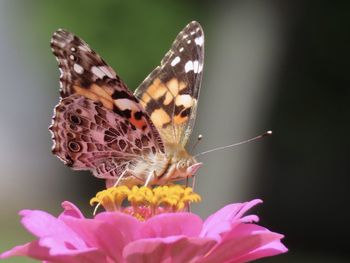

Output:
xmin=90 ymin=186 xmax=130 ymax=211
xmin=90 ymin=185 xmax=201 ymax=219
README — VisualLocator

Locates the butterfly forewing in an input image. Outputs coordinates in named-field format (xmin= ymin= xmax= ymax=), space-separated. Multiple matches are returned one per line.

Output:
xmin=134 ymin=21 xmax=204 ymax=147
xmin=50 ymin=29 xmax=164 ymax=183
xmin=50 ymin=29 xmax=122 ymax=98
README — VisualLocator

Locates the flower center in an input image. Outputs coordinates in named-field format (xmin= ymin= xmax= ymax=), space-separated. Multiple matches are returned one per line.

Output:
xmin=90 ymin=185 xmax=201 ymax=220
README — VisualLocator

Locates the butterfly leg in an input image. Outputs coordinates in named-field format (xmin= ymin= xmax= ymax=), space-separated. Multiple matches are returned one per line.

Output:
xmin=105 ymin=170 xmax=128 ymax=189
xmin=94 ymin=170 xmax=129 ymax=216
xmin=191 ymin=175 xmax=196 ymax=191
xmin=144 ymin=171 xmax=156 ymax=187
xmin=185 ymin=176 xmax=197 ymax=213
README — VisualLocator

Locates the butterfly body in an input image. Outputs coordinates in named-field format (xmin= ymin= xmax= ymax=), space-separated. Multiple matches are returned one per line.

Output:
xmin=124 ymin=144 xmax=200 ymax=186
xmin=50 ymin=21 xmax=204 ymax=187
xmin=152 ymin=142 xmax=200 ymax=184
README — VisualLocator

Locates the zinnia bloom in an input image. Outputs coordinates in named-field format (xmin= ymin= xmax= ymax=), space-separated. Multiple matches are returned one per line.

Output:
xmin=1 ymin=186 xmax=287 ymax=263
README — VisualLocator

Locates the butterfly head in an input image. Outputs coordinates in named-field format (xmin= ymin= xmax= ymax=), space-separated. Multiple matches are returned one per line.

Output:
xmin=165 ymin=158 xmax=202 ymax=184
xmin=175 ymin=158 xmax=202 ymax=178
xmin=159 ymin=143 xmax=202 ymax=183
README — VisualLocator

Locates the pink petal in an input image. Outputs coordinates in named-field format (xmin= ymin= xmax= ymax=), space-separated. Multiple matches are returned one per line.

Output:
xmin=1 ymin=208 xmax=109 ymax=262
xmin=88 ymin=211 xmax=143 ymax=262
xmin=201 ymin=199 xmax=262 ymax=241
xmin=19 ymin=209 xmax=88 ymax=253
xmin=59 ymin=201 xmax=84 ymax=219
xmin=123 ymin=236 xmax=217 ymax=263
xmin=231 ymin=239 xmax=288 ymax=263
xmin=61 ymin=217 xmax=104 ymax=249
xmin=0 ymin=241 xmax=106 ymax=263
xmin=140 ymin=213 xmax=203 ymax=238
xmin=0 ymin=242 xmax=49 ymax=260
xmin=201 ymin=223 xmax=287 ymax=263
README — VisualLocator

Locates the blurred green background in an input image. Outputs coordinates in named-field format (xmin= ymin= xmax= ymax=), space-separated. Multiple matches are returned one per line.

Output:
xmin=0 ymin=0 xmax=349 ymax=262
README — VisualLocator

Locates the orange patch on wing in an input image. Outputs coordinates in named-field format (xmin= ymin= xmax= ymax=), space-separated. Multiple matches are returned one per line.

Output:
xmin=129 ymin=111 xmax=147 ymax=129
xmin=167 ymin=78 xmax=179 ymax=96
xmin=141 ymin=92 xmax=151 ymax=106
xmin=73 ymin=84 xmax=113 ymax=110
xmin=101 ymin=85 xmax=115 ymax=96
xmin=142 ymin=78 xmax=188 ymax=107
xmin=165 ymin=78 xmax=188 ymax=105
xmin=174 ymin=114 xmax=188 ymax=125
xmin=147 ymin=78 xmax=167 ymax=100
xmin=178 ymin=80 xmax=187 ymax=91
xmin=150 ymin=108 xmax=171 ymax=127
xmin=163 ymin=92 xmax=173 ymax=105
xmin=90 ymin=84 xmax=113 ymax=100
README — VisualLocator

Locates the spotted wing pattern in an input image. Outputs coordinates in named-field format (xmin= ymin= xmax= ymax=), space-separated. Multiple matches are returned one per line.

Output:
xmin=134 ymin=21 xmax=204 ymax=146
xmin=50 ymin=29 xmax=164 ymax=181
xmin=50 ymin=29 xmax=121 ymax=98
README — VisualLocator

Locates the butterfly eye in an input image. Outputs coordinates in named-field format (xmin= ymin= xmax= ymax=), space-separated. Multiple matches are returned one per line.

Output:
xmin=176 ymin=161 xmax=186 ymax=170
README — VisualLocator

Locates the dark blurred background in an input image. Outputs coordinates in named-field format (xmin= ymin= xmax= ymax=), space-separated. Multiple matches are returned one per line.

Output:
xmin=0 ymin=1 xmax=349 ymax=262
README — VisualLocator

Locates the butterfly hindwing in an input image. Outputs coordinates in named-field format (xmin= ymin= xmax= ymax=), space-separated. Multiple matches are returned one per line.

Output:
xmin=134 ymin=21 xmax=204 ymax=146
xmin=50 ymin=29 xmax=164 ymax=182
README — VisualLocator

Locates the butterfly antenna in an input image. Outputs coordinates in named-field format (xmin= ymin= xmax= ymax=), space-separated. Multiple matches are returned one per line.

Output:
xmin=191 ymin=134 xmax=203 ymax=153
xmin=194 ymin=130 xmax=272 ymax=158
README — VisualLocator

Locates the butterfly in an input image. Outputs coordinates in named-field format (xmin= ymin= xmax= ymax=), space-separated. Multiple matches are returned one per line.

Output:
xmin=50 ymin=21 xmax=204 ymax=188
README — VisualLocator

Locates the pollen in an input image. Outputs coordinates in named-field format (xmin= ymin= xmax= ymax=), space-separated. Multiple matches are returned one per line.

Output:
xmin=90 ymin=185 xmax=201 ymax=220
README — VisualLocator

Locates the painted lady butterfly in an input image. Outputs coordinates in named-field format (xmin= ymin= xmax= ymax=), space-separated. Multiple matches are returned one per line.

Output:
xmin=50 ymin=21 xmax=204 ymax=188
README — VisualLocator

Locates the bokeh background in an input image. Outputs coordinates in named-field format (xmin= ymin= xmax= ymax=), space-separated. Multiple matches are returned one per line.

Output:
xmin=0 ymin=0 xmax=349 ymax=262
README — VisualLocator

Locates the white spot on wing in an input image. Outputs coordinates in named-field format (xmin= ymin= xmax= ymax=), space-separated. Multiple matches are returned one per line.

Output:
xmin=91 ymin=66 xmax=114 ymax=79
xmin=179 ymin=47 xmax=184 ymax=52
xmin=115 ymin=98 xmax=138 ymax=111
xmin=185 ymin=61 xmax=193 ymax=73
xmin=78 ymin=45 xmax=91 ymax=52
xmin=91 ymin=66 xmax=104 ymax=79
xmin=58 ymin=67 xmax=64 ymax=78
xmin=69 ymin=55 xmax=75 ymax=60
xmin=195 ymin=36 xmax=204 ymax=46
xmin=99 ymin=66 xmax=115 ymax=78
xmin=73 ymin=63 xmax=84 ymax=74
xmin=198 ymin=62 xmax=203 ymax=73
xmin=175 ymin=94 xmax=193 ymax=107
xmin=184 ymin=60 xmax=202 ymax=73
xmin=171 ymin=56 xmax=181 ymax=66
xmin=187 ymin=40 xmax=191 ymax=44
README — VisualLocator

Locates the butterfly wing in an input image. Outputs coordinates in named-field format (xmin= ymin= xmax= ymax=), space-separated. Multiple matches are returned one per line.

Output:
xmin=134 ymin=21 xmax=204 ymax=146
xmin=50 ymin=29 xmax=164 ymax=182
xmin=50 ymin=28 xmax=122 ymax=98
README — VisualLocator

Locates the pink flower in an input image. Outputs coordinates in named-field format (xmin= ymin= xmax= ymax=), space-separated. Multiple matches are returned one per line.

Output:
xmin=1 ymin=199 xmax=287 ymax=263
